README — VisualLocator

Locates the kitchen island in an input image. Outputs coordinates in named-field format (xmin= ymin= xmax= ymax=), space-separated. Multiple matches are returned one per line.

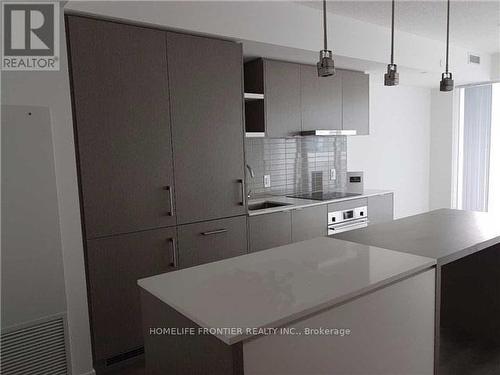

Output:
xmin=335 ymin=208 xmax=500 ymax=374
xmin=139 ymin=237 xmax=436 ymax=374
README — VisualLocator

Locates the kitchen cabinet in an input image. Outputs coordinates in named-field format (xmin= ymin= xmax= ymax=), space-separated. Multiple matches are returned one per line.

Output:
xmin=67 ymin=16 xmax=176 ymax=239
xmin=243 ymin=62 xmax=369 ymax=136
xmin=248 ymin=211 xmax=292 ymax=253
xmin=167 ymin=32 xmax=246 ymax=224
xmin=291 ymin=205 xmax=327 ymax=242
xmin=368 ymin=193 xmax=394 ymax=225
xmin=342 ymin=70 xmax=370 ymax=135
xmin=300 ymin=65 xmax=342 ymax=131
xmin=177 ymin=216 xmax=247 ymax=268
xmin=86 ymin=226 xmax=178 ymax=362
xmin=265 ymin=60 xmax=302 ymax=137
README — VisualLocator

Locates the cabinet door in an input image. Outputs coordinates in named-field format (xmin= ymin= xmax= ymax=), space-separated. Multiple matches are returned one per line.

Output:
xmin=368 ymin=193 xmax=394 ymax=225
xmin=327 ymin=198 xmax=368 ymax=213
xmin=177 ymin=216 xmax=247 ymax=268
xmin=248 ymin=211 xmax=292 ymax=253
xmin=86 ymin=227 xmax=178 ymax=361
xmin=67 ymin=16 xmax=176 ymax=239
xmin=300 ymin=65 xmax=342 ymax=131
xmin=167 ymin=32 xmax=246 ymax=224
xmin=265 ymin=60 xmax=302 ymax=137
xmin=291 ymin=205 xmax=327 ymax=242
xmin=342 ymin=70 xmax=369 ymax=135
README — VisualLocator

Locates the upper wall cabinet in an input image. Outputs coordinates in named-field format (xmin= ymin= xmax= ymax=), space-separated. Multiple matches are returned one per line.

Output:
xmin=244 ymin=61 xmax=369 ymax=136
xmin=167 ymin=32 xmax=247 ymax=224
xmin=300 ymin=64 xmax=342 ymax=131
xmin=67 ymin=16 xmax=176 ymax=239
xmin=341 ymin=70 xmax=370 ymax=135
xmin=265 ymin=60 xmax=302 ymax=137
xmin=244 ymin=59 xmax=301 ymax=137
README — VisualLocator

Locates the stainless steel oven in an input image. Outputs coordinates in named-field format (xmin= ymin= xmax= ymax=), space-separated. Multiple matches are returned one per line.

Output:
xmin=327 ymin=205 xmax=368 ymax=235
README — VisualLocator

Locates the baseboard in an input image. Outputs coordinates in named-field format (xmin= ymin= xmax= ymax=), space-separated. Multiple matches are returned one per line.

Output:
xmin=80 ymin=369 xmax=96 ymax=375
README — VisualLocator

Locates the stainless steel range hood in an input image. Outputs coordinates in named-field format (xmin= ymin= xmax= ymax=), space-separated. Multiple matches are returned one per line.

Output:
xmin=300 ymin=129 xmax=357 ymax=136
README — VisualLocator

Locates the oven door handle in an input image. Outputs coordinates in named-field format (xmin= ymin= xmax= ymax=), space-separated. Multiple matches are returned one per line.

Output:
xmin=330 ymin=218 xmax=368 ymax=229
xmin=328 ymin=219 xmax=368 ymax=234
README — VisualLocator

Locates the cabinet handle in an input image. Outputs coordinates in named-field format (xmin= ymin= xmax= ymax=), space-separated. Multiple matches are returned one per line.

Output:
xmin=201 ymin=228 xmax=228 ymax=236
xmin=238 ymin=179 xmax=245 ymax=206
xmin=168 ymin=238 xmax=178 ymax=268
xmin=165 ymin=185 xmax=174 ymax=216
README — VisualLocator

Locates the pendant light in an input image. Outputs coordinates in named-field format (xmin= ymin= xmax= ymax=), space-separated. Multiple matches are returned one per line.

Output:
xmin=440 ymin=0 xmax=454 ymax=91
xmin=317 ymin=0 xmax=335 ymax=77
xmin=384 ymin=0 xmax=399 ymax=86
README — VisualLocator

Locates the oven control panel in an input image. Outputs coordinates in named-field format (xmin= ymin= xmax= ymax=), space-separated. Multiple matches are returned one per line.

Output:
xmin=328 ymin=206 xmax=367 ymax=225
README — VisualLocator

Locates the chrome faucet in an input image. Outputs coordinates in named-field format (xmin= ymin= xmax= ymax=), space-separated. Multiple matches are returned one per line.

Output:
xmin=246 ymin=164 xmax=255 ymax=178
xmin=246 ymin=164 xmax=255 ymax=199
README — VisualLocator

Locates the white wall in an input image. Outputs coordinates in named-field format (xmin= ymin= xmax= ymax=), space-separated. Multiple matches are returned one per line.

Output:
xmin=348 ymin=74 xmax=431 ymax=219
xmin=1 ymin=4 xmax=94 ymax=375
xmin=491 ymin=53 xmax=500 ymax=81
xmin=2 ymin=105 xmax=67 ymax=328
xmin=429 ymin=89 xmax=456 ymax=210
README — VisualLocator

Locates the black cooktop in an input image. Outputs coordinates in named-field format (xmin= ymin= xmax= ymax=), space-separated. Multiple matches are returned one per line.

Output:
xmin=287 ymin=191 xmax=362 ymax=201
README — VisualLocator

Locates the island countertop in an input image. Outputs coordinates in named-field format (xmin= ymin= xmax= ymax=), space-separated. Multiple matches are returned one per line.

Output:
xmin=334 ymin=208 xmax=500 ymax=265
xmin=138 ymin=237 xmax=435 ymax=345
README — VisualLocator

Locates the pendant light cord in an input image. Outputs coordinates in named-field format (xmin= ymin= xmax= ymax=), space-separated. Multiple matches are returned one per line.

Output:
xmin=390 ymin=0 xmax=395 ymax=65
xmin=445 ymin=0 xmax=450 ymax=73
xmin=323 ymin=0 xmax=328 ymax=50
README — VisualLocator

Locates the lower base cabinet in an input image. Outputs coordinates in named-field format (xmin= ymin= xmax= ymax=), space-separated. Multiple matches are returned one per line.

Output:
xmin=177 ymin=215 xmax=248 ymax=268
xmin=367 ymin=193 xmax=394 ymax=225
xmin=248 ymin=194 xmax=394 ymax=253
xmin=248 ymin=205 xmax=327 ymax=253
xmin=86 ymin=226 xmax=177 ymax=362
xmin=248 ymin=211 xmax=292 ymax=253
xmin=291 ymin=205 xmax=327 ymax=242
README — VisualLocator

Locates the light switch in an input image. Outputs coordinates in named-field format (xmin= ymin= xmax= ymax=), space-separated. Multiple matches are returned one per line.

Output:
xmin=264 ymin=174 xmax=271 ymax=188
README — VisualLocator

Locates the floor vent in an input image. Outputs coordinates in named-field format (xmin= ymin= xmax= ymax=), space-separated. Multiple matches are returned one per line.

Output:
xmin=1 ymin=317 xmax=68 ymax=375
xmin=105 ymin=347 xmax=144 ymax=367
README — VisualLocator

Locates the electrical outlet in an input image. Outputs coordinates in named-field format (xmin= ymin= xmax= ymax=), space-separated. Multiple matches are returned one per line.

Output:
xmin=330 ymin=168 xmax=336 ymax=181
xmin=264 ymin=174 xmax=271 ymax=188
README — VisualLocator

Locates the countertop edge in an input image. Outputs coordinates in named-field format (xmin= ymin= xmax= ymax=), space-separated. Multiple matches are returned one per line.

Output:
xmin=138 ymin=259 xmax=436 ymax=346
xmin=247 ymin=190 xmax=393 ymax=216
xmin=438 ymin=234 xmax=500 ymax=265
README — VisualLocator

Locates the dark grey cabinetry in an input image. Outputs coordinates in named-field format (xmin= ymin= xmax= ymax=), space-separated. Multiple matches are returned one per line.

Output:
xmin=291 ymin=205 xmax=327 ymax=242
xmin=86 ymin=227 xmax=177 ymax=362
xmin=300 ymin=65 xmax=342 ymax=131
xmin=328 ymin=198 xmax=368 ymax=213
xmin=68 ymin=17 xmax=250 ymax=371
xmin=177 ymin=216 xmax=247 ymax=268
xmin=264 ymin=60 xmax=302 ymax=137
xmin=167 ymin=32 xmax=246 ymax=224
xmin=67 ymin=16 xmax=176 ymax=239
xmin=368 ymin=193 xmax=394 ymax=225
xmin=342 ymin=70 xmax=369 ymax=135
xmin=248 ymin=211 xmax=292 ymax=253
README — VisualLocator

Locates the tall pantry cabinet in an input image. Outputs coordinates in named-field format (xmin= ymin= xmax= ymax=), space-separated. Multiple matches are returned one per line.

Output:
xmin=66 ymin=15 xmax=247 ymax=371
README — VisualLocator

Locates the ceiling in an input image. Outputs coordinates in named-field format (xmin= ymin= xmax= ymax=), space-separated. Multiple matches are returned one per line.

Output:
xmin=299 ymin=0 xmax=500 ymax=54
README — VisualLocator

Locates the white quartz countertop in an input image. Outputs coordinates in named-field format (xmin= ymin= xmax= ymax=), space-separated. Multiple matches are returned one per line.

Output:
xmin=334 ymin=208 xmax=500 ymax=265
xmin=138 ymin=237 xmax=435 ymax=345
xmin=247 ymin=189 xmax=392 ymax=216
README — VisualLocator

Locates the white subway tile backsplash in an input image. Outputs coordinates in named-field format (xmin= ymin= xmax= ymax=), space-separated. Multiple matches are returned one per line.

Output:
xmin=245 ymin=136 xmax=347 ymax=195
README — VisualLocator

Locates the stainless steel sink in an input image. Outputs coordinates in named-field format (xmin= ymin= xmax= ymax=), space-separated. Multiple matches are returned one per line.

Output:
xmin=247 ymin=201 xmax=292 ymax=211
